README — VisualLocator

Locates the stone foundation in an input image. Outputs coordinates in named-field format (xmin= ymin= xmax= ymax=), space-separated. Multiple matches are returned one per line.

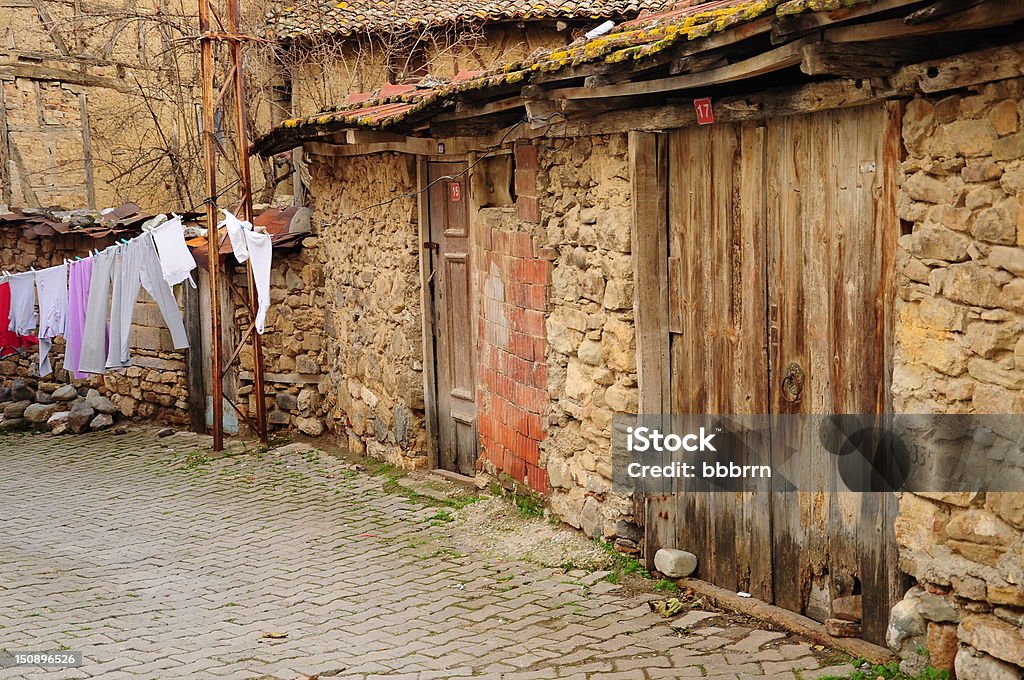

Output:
xmin=892 ymin=78 xmax=1024 ymax=677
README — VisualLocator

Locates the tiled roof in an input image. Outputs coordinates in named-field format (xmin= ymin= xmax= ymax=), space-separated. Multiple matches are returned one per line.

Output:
xmin=271 ymin=0 xmax=672 ymax=39
xmin=256 ymin=0 xmax=873 ymax=154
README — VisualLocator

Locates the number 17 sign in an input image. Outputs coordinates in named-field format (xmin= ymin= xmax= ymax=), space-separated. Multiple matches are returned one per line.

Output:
xmin=694 ymin=97 xmax=714 ymax=125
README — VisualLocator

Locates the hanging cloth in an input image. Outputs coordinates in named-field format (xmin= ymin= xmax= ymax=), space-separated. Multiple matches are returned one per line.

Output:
xmin=78 ymin=246 xmax=117 ymax=375
xmin=0 ymin=281 xmax=38 ymax=358
xmin=7 ymin=271 xmax=37 ymax=337
xmin=151 ymin=215 xmax=198 ymax=288
xmin=35 ymin=263 xmax=68 ymax=377
xmin=219 ymin=209 xmax=272 ymax=334
xmin=106 ymin=233 xmax=189 ymax=370
xmin=63 ymin=257 xmax=94 ymax=378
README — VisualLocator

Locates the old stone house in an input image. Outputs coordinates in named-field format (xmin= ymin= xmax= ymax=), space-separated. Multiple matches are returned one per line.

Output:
xmin=254 ymin=0 xmax=1024 ymax=676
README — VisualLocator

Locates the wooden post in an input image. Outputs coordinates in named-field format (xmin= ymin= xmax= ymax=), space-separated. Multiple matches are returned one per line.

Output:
xmin=199 ymin=0 xmax=224 ymax=451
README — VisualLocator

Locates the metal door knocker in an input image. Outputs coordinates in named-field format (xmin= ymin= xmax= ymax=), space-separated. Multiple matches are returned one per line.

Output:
xmin=782 ymin=362 xmax=804 ymax=403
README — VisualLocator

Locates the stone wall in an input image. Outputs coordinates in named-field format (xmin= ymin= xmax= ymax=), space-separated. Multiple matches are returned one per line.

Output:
xmin=892 ymin=78 xmax=1024 ymax=677
xmin=466 ymin=136 xmax=637 ymax=537
xmin=539 ymin=135 xmax=637 ymax=539
xmin=300 ymin=151 xmax=427 ymax=466
xmin=237 ymin=243 xmax=329 ymax=436
xmin=0 ymin=229 xmax=190 ymax=423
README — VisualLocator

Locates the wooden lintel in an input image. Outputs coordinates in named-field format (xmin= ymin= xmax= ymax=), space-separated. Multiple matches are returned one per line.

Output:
xmin=344 ymin=129 xmax=408 ymax=144
xmin=911 ymin=41 xmax=1024 ymax=93
xmin=542 ymin=37 xmax=816 ymax=102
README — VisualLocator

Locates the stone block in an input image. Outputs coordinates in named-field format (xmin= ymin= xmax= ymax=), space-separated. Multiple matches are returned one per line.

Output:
xmin=955 ymin=648 xmax=1021 ymax=680
xmin=904 ymin=172 xmax=956 ymax=204
xmin=993 ymin=132 xmax=1024 ymax=161
xmin=958 ymin=615 xmax=1024 ymax=667
xmin=654 ymin=548 xmax=697 ymax=578
xmin=911 ymin=226 xmax=971 ymax=261
xmin=968 ymin=358 xmax=1024 ymax=390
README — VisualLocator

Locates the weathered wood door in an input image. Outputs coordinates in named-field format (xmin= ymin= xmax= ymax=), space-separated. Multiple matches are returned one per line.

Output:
xmin=427 ymin=161 xmax=478 ymax=476
xmin=662 ymin=103 xmax=901 ymax=644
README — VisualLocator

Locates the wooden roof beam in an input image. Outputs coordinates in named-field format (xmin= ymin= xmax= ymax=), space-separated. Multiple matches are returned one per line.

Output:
xmin=824 ymin=0 xmax=1024 ymax=43
xmin=531 ymin=36 xmax=815 ymax=102
xmin=771 ymin=0 xmax=926 ymax=43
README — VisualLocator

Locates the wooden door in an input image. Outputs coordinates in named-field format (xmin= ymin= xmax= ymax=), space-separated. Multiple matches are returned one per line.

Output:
xmin=662 ymin=103 xmax=900 ymax=644
xmin=427 ymin=161 xmax=478 ymax=476
xmin=667 ymin=120 xmax=772 ymax=600
xmin=765 ymin=104 xmax=901 ymax=643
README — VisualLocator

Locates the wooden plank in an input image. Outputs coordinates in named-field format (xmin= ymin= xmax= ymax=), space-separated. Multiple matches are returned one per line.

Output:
xmin=800 ymin=40 xmax=936 ymax=78
xmin=546 ymin=77 xmax=886 ymax=138
xmin=526 ymin=16 xmax=775 ymax=89
xmin=860 ymin=100 xmax=907 ymax=646
xmin=78 ymin=92 xmax=94 ymax=209
xmin=630 ymin=131 xmax=670 ymax=417
xmin=417 ymin=158 xmax=440 ymax=469
xmin=771 ymin=0 xmax=924 ymax=43
xmin=825 ymin=0 xmax=1024 ymax=43
xmin=0 ymin=64 xmax=134 ymax=93
xmin=433 ymin=95 xmax=525 ymax=122
xmin=630 ymin=131 xmax=670 ymax=571
xmin=766 ymin=110 xmax=807 ymax=618
xmin=541 ymin=38 xmax=816 ymax=102
xmin=0 ymin=81 xmax=9 ymax=206
xmin=679 ymin=577 xmax=895 ymax=663
xmin=736 ymin=121 xmax=771 ymax=601
xmin=183 ymin=273 xmax=207 ymax=433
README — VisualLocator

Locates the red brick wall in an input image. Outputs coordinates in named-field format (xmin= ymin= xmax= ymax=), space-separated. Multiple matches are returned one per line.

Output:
xmin=475 ymin=209 xmax=550 ymax=493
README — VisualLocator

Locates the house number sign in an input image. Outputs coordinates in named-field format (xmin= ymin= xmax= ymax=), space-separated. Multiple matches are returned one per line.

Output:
xmin=694 ymin=97 xmax=714 ymax=125
xmin=449 ymin=182 xmax=463 ymax=202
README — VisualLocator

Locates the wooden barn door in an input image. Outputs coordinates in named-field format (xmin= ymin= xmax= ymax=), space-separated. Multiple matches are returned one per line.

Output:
xmin=667 ymin=120 xmax=773 ymax=601
xmin=663 ymin=103 xmax=900 ymax=644
xmin=427 ymin=161 xmax=478 ymax=476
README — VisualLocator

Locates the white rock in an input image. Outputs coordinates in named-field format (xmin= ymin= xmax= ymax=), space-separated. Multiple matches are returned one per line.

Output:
xmin=654 ymin=548 xmax=697 ymax=578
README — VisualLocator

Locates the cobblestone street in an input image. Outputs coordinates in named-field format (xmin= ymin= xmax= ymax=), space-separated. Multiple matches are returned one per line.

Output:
xmin=0 ymin=429 xmax=852 ymax=679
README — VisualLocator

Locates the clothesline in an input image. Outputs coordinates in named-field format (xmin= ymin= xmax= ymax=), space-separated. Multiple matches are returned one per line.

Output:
xmin=0 ymin=209 xmax=272 ymax=379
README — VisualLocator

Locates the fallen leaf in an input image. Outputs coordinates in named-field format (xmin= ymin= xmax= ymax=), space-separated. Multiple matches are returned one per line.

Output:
xmin=262 ymin=631 xmax=289 ymax=639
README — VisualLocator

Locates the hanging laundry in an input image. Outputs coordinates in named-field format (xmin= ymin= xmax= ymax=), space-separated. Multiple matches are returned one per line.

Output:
xmin=0 ymin=281 xmax=37 ymax=358
xmin=151 ymin=215 xmax=197 ymax=288
xmin=220 ymin=209 xmax=273 ymax=334
xmin=35 ymin=263 xmax=68 ymax=377
xmin=78 ymin=246 xmax=117 ymax=375
xmin=7 ymin=271 xmax=37 ymax=337
xmin=63 ymin=257 xmax=94 ymax=378
xmin=220 ymin=209 xmax=250 ymax=261
xmin=106 ymin=233 xmax=188 ymax=370
xmin=242 ymin=229 xmax=272 ymax=333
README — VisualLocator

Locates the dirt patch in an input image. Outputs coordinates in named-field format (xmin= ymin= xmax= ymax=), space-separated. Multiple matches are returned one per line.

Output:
xmin=443 ymin=496 xmax=615 ymax=570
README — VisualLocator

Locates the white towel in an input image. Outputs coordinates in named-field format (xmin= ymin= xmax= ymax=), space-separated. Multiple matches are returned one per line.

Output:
xmin=151 ymin=216 xmax=197 ymax=288
xmin=35 ymin=263 xmax=68 ymax=376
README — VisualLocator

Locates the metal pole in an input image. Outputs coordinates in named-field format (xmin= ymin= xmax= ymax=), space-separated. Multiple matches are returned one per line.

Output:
xmin=199 ymin=0 xmax=224 ymax=452
xmin=227 ymin=0 xmax=268 ymax=443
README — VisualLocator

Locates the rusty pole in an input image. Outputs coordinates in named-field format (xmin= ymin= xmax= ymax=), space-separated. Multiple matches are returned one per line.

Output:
xmin=198 ymin=0 xmax=224 ymax=452
xmin=227 ymin=0 xmax=268 ymax=443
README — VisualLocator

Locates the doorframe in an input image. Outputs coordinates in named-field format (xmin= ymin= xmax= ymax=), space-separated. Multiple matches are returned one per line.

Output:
xmin=416 ymin=154 xmax=477 ymax=472
xmin=629 ymin=130 xmax=672 ymax=571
